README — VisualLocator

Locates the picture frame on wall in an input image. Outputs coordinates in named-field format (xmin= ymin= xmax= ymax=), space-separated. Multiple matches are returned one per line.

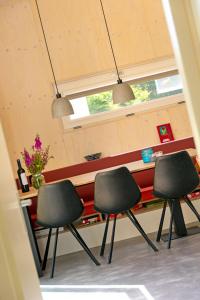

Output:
xmin=157 ymin=123 xmax=174 ymax=143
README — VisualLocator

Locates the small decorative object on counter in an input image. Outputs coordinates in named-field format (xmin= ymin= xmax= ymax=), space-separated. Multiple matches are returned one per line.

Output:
xmin=31 ymin=173 xmax=45 ymax=190
xmin=141 ymin=148 xmax=153 ymax=163
xmin=21 ymin=134 xmax=53 ymax=189
xmin=17 ymin=158 xmax=29 ymax=193
xmin=151 ymin=151 xmax=163 ymax=162
xmin=84 ymin=152 xmax=102 ymax=161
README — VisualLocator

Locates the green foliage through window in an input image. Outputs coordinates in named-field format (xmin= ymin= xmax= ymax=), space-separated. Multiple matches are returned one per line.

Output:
xmin=87 ymin=91 xmax=112 ymax=114
xmin=86 ymin=76 xmax=182 ymax=115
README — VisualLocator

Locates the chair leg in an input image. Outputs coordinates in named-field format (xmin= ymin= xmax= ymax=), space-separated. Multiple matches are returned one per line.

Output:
xmin=108 ymin=215 xmax=117 ymax=264
xmin=68 ymin=224 xmax=100 ymax=266
xmin=50 ymin=228 xmax=59 ymax=279
xmin=168 ymin=201 xmax=174 ymax=249
xmin=126 ymin=210 xmax=158 ymax=252
xmin=42 ymin=228 xmax=52 ymax=271
xmin=184 ymin=196 xmax=200 ymax=222
xmin=156 ymin=200 xmax=167 ymax=242
xmin=100 ymin=214 xmax=110 ymax=256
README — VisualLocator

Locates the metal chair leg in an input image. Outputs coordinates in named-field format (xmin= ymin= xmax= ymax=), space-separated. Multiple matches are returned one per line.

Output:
xmin=50 ymin=228 xmax=59 ymax=279
xmin=168 ymin=201 xmax=174 ymax=249
xmin=184 ymin=196 xmax=200 ymax=222
xmin=108 ymin=215 xmax=117 ymax=264
xmin=126 ymin=210 xmax=158 ymax=252
xmin=156 ymin=200 xmax=167 ymax=242
xmin=100 ymin=214 xmax=110 ymax=256
xmin=42 ymin=228 xmax=52 ymax=270
xmin=68 ymin=224 xmax=100 ymax=266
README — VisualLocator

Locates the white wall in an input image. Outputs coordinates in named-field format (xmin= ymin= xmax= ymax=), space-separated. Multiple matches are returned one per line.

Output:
xmin=162 ymin=0 xmax=200 ymax=156
xmin=0 ymin=121 xmax=42 ymax=300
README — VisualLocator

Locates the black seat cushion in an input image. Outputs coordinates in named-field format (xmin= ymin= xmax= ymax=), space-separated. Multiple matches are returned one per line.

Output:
xmin=94 ymin=166 xmax=141 ymax=214
xmin=153 ymin=151 xmax=199 ymax=199
xmin=37 ymin=180 xmax=83 ymax=228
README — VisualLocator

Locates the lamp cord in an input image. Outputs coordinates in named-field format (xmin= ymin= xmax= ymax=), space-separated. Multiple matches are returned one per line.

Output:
xmin=35 ymin=0 xmax=61 ymax=96
xmin=100 ymin=0 xmax=121 ymax=82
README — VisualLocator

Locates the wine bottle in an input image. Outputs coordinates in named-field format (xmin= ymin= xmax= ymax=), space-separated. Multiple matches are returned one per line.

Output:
xmin=17 ymin=159 xmax=29 ymax=193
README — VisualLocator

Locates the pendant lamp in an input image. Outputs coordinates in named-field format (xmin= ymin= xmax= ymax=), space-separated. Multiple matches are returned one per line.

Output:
xmin=35 ymin=0 xmax=74 ymax=118
xmin=100 ymin=0 xmax=135 ymax=104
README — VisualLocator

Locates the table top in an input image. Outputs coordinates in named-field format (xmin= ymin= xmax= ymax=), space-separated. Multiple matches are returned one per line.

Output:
xmin=18 ymin=148 xmax=196 ymax=200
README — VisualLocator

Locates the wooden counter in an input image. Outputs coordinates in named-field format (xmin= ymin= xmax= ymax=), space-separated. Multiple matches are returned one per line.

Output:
xmin=19 ymin=148 xmax=196 ymax=200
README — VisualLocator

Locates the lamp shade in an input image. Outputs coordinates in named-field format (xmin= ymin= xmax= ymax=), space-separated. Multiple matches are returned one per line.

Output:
xmin=51 ymin=95 xmax=74 ymax=118
xmin=112 ymin=81 xmax=135 ymax=104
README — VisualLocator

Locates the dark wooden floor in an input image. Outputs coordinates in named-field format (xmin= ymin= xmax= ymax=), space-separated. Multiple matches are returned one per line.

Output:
xmin=41 ymin=227 xmax=200 ymax=300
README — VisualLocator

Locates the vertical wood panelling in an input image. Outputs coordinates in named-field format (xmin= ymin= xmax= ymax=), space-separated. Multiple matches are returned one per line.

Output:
xmin=117 ymin=115 xmax=143 ymax=153
xmin=142 ymin=0 xmax=173 ymax=58
xmin=167 ymin=104 xmax=192 ymax=139
xmin=32 ymin=0 xmax=114 ymax=80
xmin=31 ymin=0 xmax=173 ymax=80
xmin=63 ymin=103 xmax=193 ymax=164
xmin=0 ymin=0 xmax=179 ymax=174
xmin=0 ymin=0 xmax=68 ymax=173
xmin=103 ymin=0 xmax=173 ymax=68
xmin=63 ymin=121 xmax=122 ymax=163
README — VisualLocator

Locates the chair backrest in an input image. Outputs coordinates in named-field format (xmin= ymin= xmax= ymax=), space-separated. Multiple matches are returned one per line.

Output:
xmin=94 ymin=166 xmax=141 ymax=214
xmin=37 ymin=180 xmax=83 ymax=228
xmin=153 ymin=151 xmax=199 ymax=199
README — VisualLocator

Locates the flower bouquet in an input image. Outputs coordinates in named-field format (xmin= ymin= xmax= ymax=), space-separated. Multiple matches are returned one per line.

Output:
xmin=21 ymin=134 xmax=53 ymax=189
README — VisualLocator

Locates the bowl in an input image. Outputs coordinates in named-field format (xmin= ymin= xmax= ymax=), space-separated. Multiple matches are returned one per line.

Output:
xmin=84 ymin=152 xmax=102 ymax=161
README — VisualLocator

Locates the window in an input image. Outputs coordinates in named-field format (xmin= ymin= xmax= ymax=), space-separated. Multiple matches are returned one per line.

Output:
xmin=155 ymin=74 xmax=182 ymax=94
xmin=60 ymin=58 xmax=184 ymax=129
xmin=67 ymin=74 xmax=183 ymax=120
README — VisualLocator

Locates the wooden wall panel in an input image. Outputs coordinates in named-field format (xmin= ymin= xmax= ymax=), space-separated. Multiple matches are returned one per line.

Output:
xmin=0 ymin=0 xmax=181 ymax=174
xmin=117 ymin=108 xmax=171 ymax=154
xmin=117 ymin=116 xmax=143 ymax=153
xmin=63 ymin=121 xmax=122 ymax=164
xmin=32 ymin=0 xmax=173 ymax=80
xmin=32 ymin=0 xmax=114 ymax=80
xmin=100 ymin=0 xmax=173 ymax=68
xmin=167 ymin=104 xmax=192 ymax=139
xmin=0 ymin=0 xmax=68 ymax=173
xmin=142 ymin=0 xmax=173 ymax=58
xmin=63 ymin=103 xmax=193 ymax=165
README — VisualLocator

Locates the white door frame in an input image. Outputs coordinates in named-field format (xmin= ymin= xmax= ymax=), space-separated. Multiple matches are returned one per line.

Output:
xmin=162 ymin=0 xmax=200 ymax=157
xmin=0 ymin=121 xmax=42 ymax=300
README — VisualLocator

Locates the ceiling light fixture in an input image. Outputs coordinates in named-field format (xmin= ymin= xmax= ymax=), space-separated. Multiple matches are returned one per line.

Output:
xmin=100 ymin=0 xmax=135 ymax=104
xmin=35 ymin=0 xmax=74 ymax=118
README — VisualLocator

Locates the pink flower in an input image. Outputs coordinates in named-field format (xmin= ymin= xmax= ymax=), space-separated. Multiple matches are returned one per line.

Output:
xmin=21 ymin=134 xmax=53 ymax=175
xmin=34 ymin=135 xmax=42 ymax=150
xmin=23 ymin=149 xmax=32 ymax=167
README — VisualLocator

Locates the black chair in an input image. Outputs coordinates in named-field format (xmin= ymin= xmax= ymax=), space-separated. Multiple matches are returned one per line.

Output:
xmin=37 ymin=180 xmax=100 ymax=278
xmin=94 ymin=166 xmax=158 ymax=264
xmin=153 ymin=150 xmax=200 ymax=249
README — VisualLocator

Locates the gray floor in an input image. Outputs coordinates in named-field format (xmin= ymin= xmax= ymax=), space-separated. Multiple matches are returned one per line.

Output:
xmin=40 ymin=228 xmax=200 ymax=300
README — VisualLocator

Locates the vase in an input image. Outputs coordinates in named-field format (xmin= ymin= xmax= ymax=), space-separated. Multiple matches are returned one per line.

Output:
xmin=31 ymin=173 xmax=45 ymax=189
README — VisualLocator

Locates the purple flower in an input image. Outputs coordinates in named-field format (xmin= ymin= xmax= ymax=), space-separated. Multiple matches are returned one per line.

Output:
xmin=24 ymin=149 xmax=32 ymax=167
xmin=34 ymin=135 xmax=42 ymax=150
xmin=21 ymin=134 xmax=53 ymax=174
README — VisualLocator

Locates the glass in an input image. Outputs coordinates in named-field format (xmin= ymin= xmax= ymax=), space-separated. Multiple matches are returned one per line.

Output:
xmin=31 ymin=173 xmax=45 ymax=189
xmin=141 ymin=148 xmax=153 ymax=163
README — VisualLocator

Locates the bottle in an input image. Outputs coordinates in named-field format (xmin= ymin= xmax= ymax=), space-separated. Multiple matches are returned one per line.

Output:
xmin=17 ymin=159 xmax=29 ymax=193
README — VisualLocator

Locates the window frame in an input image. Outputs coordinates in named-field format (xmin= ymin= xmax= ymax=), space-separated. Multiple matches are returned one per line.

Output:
xmin=57 ymin=58 xmax=182 ymax=130
xmin=62 ymin=93 xmax=184 ymax=130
